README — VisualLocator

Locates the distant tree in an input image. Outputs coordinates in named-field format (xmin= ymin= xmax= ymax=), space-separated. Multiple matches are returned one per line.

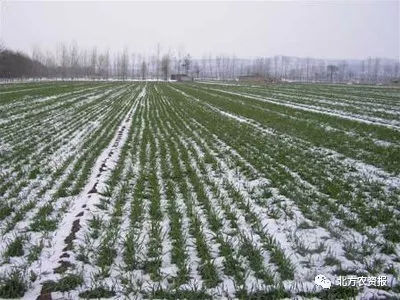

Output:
xmin=182 ymin=54 xmax=191 ymax=75
xmin=327 ymin=65 xmax=339 ymax=82
xmin=231 ymin=55 xmax=237 ymax=79
xmin=90 ymin=47 xmax=97 ymax=78
xmin=80 ymin=49 xmax=89 ymax=77
xmin=207 ymin=54 xmax=214 ymax=78
xmin=394 ymin=62 xmax=400 ymax=80
xmin=373 ymin=58 xmax=380 ymax=83
xmin=31 ymin=46 xmax=44 ymax=79
xmin=216 ymin=56 xmax=221 ymax=79
xmin=273 ymin=56 xmax=280 ymax=79
xmin=156 ymin=43 xmax=161 ymax=80
xmin=161 ymin=54 xmax=171 ymax=80
xmin=59 ymin=43 xmax=69 ymax=79
xmin=97 ymin=50 xmax=110 ymax=79
xmin=282 ymin=56 xmax=290 ymax=79
xmin=201 ymin=54 xmax=207 ymax=79
xmin=360 ymin=60 xmax=365 ymax=82
xmin=141 ymin=60 xmax=147 ymax=80
xmin=120 ymin=48 xmax=129 ymax=80
xmin=1 ymin=41 xmax=399 ymax=83
xmin=193 ymin=62 xmax=200 ymax=79
xmin=305 ymin=57 xmax=311 ymax=82
xmin=69 ymin=41 xmax=79 ymax=79
xmin=131 ymin=53 xmax=136 ymax=78
xmin=0 ymin=48 xmax=46 ymax=78
xmin=150 ymin=55 xmax=157 ymax=79
xmin=44 ymin=50 xmax=56 ymax=77
xmin=338 ymin=60 xmax=347 ymax=82
xmin=263 ymin=57 xmax=271 ymax=79
xmin=176 ymin=49 xmax=183 ymax=74
xmin=253 ymin=57 xmax=264 ymax=77
xmin=175 ymin=56 xmax=181 ymax=74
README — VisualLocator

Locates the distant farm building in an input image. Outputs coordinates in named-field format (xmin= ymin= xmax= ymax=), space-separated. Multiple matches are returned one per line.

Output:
xmin=171 ymin=74 xmax=193 ymax=82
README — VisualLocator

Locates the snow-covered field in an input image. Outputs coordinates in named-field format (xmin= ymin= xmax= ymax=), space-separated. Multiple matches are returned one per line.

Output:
xmin=0 ymin=81 xmax=399 ymax=299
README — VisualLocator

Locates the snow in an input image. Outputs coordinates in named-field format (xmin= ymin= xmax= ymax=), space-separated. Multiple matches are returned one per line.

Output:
xmin=2 ymin=82 xmax=399 ymax=299
xmin=210 ymin=87 xmax=400 ymax=130
xmin=23 ymin=85 xmax=144 ymax=300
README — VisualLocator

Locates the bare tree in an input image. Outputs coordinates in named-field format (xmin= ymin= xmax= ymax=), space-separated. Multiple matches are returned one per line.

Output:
xmin=182 ymin=54 xmax=191 ymax=75
xmin=216 ymin=56 xmax=221 ymax=79
xmin=282 ymin=56 xmax=290 ymax=79
xmin=2 ymin=39 xmax=399 ymax=84
xmin=120 ymin=48 xmax=129 ymax=80
xmin=161 ymin=53 xmax=171 ymax=80
xmin=201 ymin=54 xmax=207 ymax=79
xmin=231 ymin=55 xmax=237 ymax=79
xmin=31 ymin=46 xmax=44 ymax=79
xmin=273 ymin=56 xmax=279 ymax=79
xmin=90 ymin=47 xmax=97 ymax=78
xmin=156 ymin=43 xmax=161 ymax=80
xmin=131 ymin=53 xmax=136 ymax=79
xmin=58 ymin=43 xmax=69 ymax=79
xmin=193 ymin=62 xmax=200 ymax=79
xmin=373 ymin=58 xmax=380 ymax=83
xmin=338 ymin=60 xmax=347 ymax=82
xmin=175 ymin=51 xmax=182 ymax=74
xmin=394 ymin=62 xmax=400 ymax=80
xmin=141 ymin=59 xmax=147 ymax=80
xmin=102 ymin=53 xmax=109 ymax=79
xmin=305 ymin=57 xmax=311 ymax=82
xmin=69 ymin=41 xmax=80 ymax=79
xmin=44 ymin=50 xmax=56 ymax=78
xmin=327 ymin=65 xmax=339 ymax=82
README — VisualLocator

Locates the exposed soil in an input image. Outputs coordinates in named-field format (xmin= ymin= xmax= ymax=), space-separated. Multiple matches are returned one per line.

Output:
xmin=59 ymin=252 xmax=70 ymax=258
xmin=62 ymin=219 xmax=81 ymax=251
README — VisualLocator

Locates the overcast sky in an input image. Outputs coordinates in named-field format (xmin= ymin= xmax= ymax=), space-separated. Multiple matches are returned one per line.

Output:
xmin=1 ymin=1 xmax=399 ymax=60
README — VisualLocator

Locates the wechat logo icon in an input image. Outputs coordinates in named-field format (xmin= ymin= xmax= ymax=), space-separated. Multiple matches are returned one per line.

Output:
xmin=314 ymin=274 xmax=332 ymax=289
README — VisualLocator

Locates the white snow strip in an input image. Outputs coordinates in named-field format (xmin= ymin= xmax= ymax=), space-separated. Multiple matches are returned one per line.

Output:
xmin=23 ymin=84 xmax=144 ymax=300
xmin=209 ymin=88 xmax=400 ymax=130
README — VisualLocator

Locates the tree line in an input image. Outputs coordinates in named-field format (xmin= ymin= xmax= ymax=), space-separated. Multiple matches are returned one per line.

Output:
xmin=1 ymin=42 xmax=399 ymax=83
